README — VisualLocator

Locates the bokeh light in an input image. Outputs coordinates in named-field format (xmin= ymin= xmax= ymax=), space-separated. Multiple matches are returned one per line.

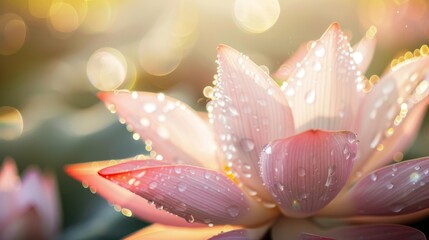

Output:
xmin=48 ymin=2 xmax=79 ymax=33
xmin=233 ymin=0 xmax=280 ymax=33
xmin=87 ymin=47 xmax=127 ymax=91
xmin=81 ymin=0 xmax=112 ymax=33
xmin=0 ymin=13 xmax=26 ymax=55
xmin=28 ymin=0 xmax=53 ymax=19
xmin=138 ymin=1 xmax=198 ymax=76
xmin=0 ymin=107 xmax=23 ymax=140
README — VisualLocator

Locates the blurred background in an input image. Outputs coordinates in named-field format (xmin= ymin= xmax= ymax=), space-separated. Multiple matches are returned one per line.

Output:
xmin=1 ymin=0 xmax=429 ymax=239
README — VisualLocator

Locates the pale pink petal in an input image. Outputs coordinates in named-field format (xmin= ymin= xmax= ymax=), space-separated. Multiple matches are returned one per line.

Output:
xmin=273 ymin=43 xmax=308 ymax=81
xmin=283 ymin=23 xmax=364 ymax=132
xmin=0 ymin=207 xmax=46 ymax=240
xmin=65 ymin=158 xmax=204 ymax=227
xmin=353 ymin=56 xmax=429 ymax=177
xmin=99 ymin=91 xmax=218 ymax=169
xmin=125 ymin=224 xmax=240 ymax=240
xmin=0 ymin=158 xmax=20 ymax=190
xmin=299 ymin=233 xmax=335 ymax=240
xmin=260 ymin=130 xmax=358 ymax=217
xmin=99 ymin=162 xmax=277 ymax=226
xmin=328 ymin=224 xmax=426 ymax=240
xmin=342 ymin=157 xmax=429 ymax=216
xmin=352 ymin=34 xmax=377 ymax=73
xmin=19 ymin=169 xmax=59 ymax=237
xmin=272 ymin=218 xmax=425 ymax=240
xmin=212 ymin=44 xmax=294 ymax=201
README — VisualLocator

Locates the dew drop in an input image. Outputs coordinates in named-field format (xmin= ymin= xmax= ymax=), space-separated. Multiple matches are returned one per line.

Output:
xmin=305 ymin=90 xmax=316 ymax=104
xmin=140 ymin=118 xmax=150 ymax=127
xmin=415 ymin=165 xmax=421 ymax=171
xmin=296 ymin=68 xmax=305 ymax=78
xmin=228 ymin=105 xmax=239 ymax=116
xmin=263 ymin=144 xmax=272 ymax=154
xmin=186 ymin=215 xmax=195 ymax=223
xmin=370 ymin=172 xmax=377 ymax=182
xmin=275 ymin=183 xmax=284 ymax=191
xmin=285 ymin=87 xmax=295 ymax=96
xmin=143 ymin=103 xmax=157 ymax=113
xmin=240 ymin=138 xmax=255 ymax=152
xmin=149 ymin=182 xmax=158 ymax=190
xmin=267 ymin=88 xmax=274 ymax=96
xmin=204 ymin=172 xmax=211 ymax=179
xmin=297 ymin=167 xmax=306 ymax=177
xmin=390 ymin=204 xmax=404 ymax=213
xmin=385 ymin=182 xmax=394 ymax=190
xmin=343 ymin=145 xmax=351 ymax=160
xmin=410 ymin=172 xmax=420 ymax=184
xmin=226 ymin=205 xmax=240 ymax=217
xmin=177 ymin=182 xmax=187 ymax=192
xmin=174 ymin=167 xmax=182 ymax=174
xmin=313 ymin=62 xmax=322 ymax=71
xmin=315 ymin=46 xmax=325 ymax=57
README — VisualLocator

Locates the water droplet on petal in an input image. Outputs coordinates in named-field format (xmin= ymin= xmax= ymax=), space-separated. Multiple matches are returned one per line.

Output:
xmin=305 ymin=90 xmax=316 ymax=104
xmin=343 ymin=145 xmax=351 ymax=160
xmin=315 ymin=46 xmax=325 ymax=57
xmin=240 ymin=138 xmax=255 ymax=152
xmin=204 ymin=172 xmax=211 ymax=179
xmin=390 ymin=203 xmax=404 ymax=213
xmin=263 ymin=144 xmax=272 ymax=154
xmin=143 ymin=103 xmax=157 ymax=113
xmin=149 ymin=182 xmax=158 ymax=190
xmin=275 ymin=183 xmax=284 ymax=191
xmin=370 ymin=172 xmax=377 ymax=182
xmin=385 ymin=182 xmax=394 ymax=190
xmin=177 ymin=182 xmax=187 ymax=192
xmin=186 ymin=214 xmax=195 ymax=223
xmin=226 ymin=205 xmax=240 ymax=217
xmin=174 ymin=167 xmax=182 ymax=174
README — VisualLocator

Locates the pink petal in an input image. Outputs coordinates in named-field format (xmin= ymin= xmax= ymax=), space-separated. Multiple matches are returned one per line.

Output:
xmin=273 ymin=43 xmax=308 ymax=81
xmin=328 ymin=224 xmax=426 ymax=240
xmin=0 ymin=158 xmax=20 ymax=190
xmin=272 ymin=218 xmax=426 ymax=240
xmin=0 ymin=207 xmax=47 ymax=240
xmin=65 ymin=158 xmax=204 ymax=227
xmin=19 ymin=169 xmax=60 ymax=237
xmin=125 ymin=224 xmax=240 ymax=240
xmin=99 ymin=162 xmax=276 ymax=226
xmin=299 ymin=233 xmax=335 ymax=240
xmin=353 ymin=55 xmax=429 ymax=177
xmin=352 ymin=34 xmax=377 ymax=73
xmin=283 ymin=23 xmax=364 ymax=132
xmin=98 ymin=91 xmax=218 ymax=169
xmin=209 ymin=229 xmax=247 ymax=240
xmin=209 ymin=223 xmax=272 ymax=240
xmin=212 ymin=44 xmax=295 ymax=201
xmin=344 ymin=157 xmax=429 ymax=216
xmin=260 ymin=130 xmax=358 ymax=217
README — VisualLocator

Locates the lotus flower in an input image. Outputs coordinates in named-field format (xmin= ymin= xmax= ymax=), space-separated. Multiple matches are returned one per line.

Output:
xmin=66 ymin=23 xmax=429 ymax=239
xmin=0 ymin=158 xmax=60 ymax=240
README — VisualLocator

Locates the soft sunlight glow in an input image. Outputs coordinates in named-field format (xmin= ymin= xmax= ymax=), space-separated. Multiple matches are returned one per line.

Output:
xmin=233 ymin=0 xmax=280 ymax=33
xmin=87 ymin=47 xmax=127 ymax=91
xmin=28 ymin=0 xmax=53 ymax=19
xmin=0 ymin=106 xmax=24 ymax=140
xmin=81 ymin=0 xmax=112 ymax=33
xmin=0 ymin=13 xmax=26 ymax=55
xmin=138 ymin=2 xmax=198 ymax=76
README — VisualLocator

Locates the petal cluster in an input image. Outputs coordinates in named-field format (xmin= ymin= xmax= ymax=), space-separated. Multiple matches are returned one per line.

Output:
xmin=66 ymin=23 xmax=429 ymax=239
xmin=0 ymin=158 xmax=60 ymax=240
